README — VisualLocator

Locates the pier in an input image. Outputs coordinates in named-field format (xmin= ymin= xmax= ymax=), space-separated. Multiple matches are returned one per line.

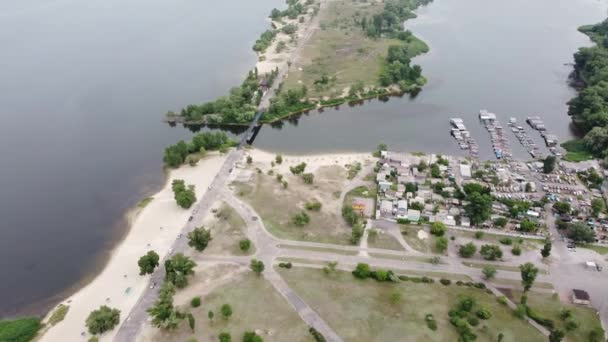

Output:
xmin=449 ymin=118 xmax=479 ymax=158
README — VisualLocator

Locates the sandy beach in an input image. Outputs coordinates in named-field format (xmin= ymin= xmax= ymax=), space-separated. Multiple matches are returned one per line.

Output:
xmin=40 ymin=152 xmax=227 ymax=342
xmin=246 ymin=148 xmax=375 ymax=174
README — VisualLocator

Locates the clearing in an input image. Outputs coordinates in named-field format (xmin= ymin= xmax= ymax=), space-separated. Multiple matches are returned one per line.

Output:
xmin=197 ymin=202 xmax=255 ymax=256
xmin=279 ymin=267 xmax=545 ymax=342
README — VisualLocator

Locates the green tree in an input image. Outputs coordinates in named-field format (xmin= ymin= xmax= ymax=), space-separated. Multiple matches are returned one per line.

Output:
xmin=191 ymin=296 xmax=201 ymax=308
xmin=187 ymin=227 xmax=212 ymax=252
xmin=292 ymin=211 xmax=310 ymax=226
xmin=430 ymin=222 xmax=446 ymax=236
xmin=219 ymin=332 xmax=232 ymax=342
xmin=548 ymin=329 xmax=565 ymax=342
xmin=302 ymin=173 xmax=314 ymax=184
xmin=275 ymin=155 xmax=283 ymax=164
xmin=85 ymin=306 xmax=120 ymax=335
xmin=482 ymin=265 xmax=497 ymax=280
xmin=138 ymin=250 xmax=160 ymax=275
xmin=243 ymin=331 xmax=264 ymax=342
xmin=567 ymin=222 xmax=596 ymax=242
xmin=352 ymin=263 xmax=371 ymax=279
xmin=480 ymin=244 xmax=503 ymax=261
xmin=239 ymin=238 xmax=251 ymax=252
xmin=250 ymin=259 xmax=265 ymax=275
xmin=164 ymin=253 xmax=197 ymax=288
xmin=220 ymin=304 xmax=233 ymax=319
xmin=591 ymin=198 xmax=605 ymax=217
xmin=493 ymin=217 xmax=508 ymax=227
xmin=541 ymin=239 xmax=552 ymax=258
xmin=148 ymin=282 xmax=183 ymax=330
xmin=543 ymin=155 xmax=556 ymax=174
xmin=435 ymin=236 xmax=448 ymax=253
xmin=519 ymin=262 xmax=539 ymax=292
xmin=465 ymin=192 xmax=493 ymax=225
xmin=459 ymin=242 xmax=477 ymax=258
xmin=187 ymin=313 xmax=195 ymax=332
xmin=553 ymin=201 xmax=571 ymax=215
xmin=246 ymin=156 xmax=253 ymax=164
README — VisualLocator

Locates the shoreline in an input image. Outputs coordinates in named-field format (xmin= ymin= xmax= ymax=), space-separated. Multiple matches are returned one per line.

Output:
xmin=39 ymin=152 xmax=228 ymax=342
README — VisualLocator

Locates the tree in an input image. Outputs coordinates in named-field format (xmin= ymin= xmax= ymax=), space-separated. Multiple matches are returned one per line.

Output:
xmin=250 ymin=259 xmax=265 ymax=275
xmin=519 ymin=219 xmax=538 ymax=233
xmin=459 ymin=242 xmax=477 ymax=258
xmin=430 ymin=222 xmax=446 ymax=236
xmin=220 ymin=304 xmax=233 ymax=319
xmin=86 ymin=306 xmax=120 ymax=335
xmin=480 ymin=245 xmax=503 ymax=261
xmin=435 ymin=236 xmax=448 ymax=253
xmin=548 ymin=329 xmax=565 ymax=342
xmin=164 ymin=253 xmax=197 ymax=288
xmin=138 ymin=250 xmax=160 ymax=275
xmin=172 ymin=180 xmax=197 ymax=209
xmin=208 ymin=310 xmax=214 ymax=323
xmin=493 ymin=217 xmax=508 ymax=228
xmin=191 ymin=296 xmax=201 ymax=308
xmin=246 ymin=156 xmax=252 ymax=164
xmin=552 ymin=201 xmax=571 ymax=215
xmin=543 ymin=155 xmax=556 ymax=174
xmin=275 ymin=155 xmax=283 ymax=164
xmin=352 ymin=263 xmax=371 ymax=279
xmin=290 ymin=162 xmax=307 ymax=175
xmin=187 ymin=313 xmax=195 ymax=332
xmin=465 ymin=192 xmax=493 ymax=225
xmin=292 ymin=211 xmax=310 ymax=226
xmin=243 ymin=331 xmax=264 ymax=342
xmin=239 ymin=238 xmax=251 ymax=252
xmin=482 ymin=265 xmax=497 ymax=280
xmin=188 ymin=227 xmax=212 ymax=252
xmin=519 ymin=262 xmax=539 ymax=292
xmin=219 ymin=332 xmax=232 ymax=342
xmin=591 ymin=198 xmax=605 ymax=217
xmin=567 ymin=222 xmax=596 ymax=243
xmin=302 ymin=173 xmax=314 ymax=184
xmin=148 ymin=282 xmax=183 ymax=330
xmin=541 ymin=239 xmax=552 ymax=258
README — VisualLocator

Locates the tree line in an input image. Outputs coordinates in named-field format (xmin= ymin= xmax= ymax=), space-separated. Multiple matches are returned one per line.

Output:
xmin=163 ymin=131 xmax=235 ymax=168
xmin=359 ymin=0 xmax=432 ymax=39
xmin=567 ymin=19 xmax=608 ymax=161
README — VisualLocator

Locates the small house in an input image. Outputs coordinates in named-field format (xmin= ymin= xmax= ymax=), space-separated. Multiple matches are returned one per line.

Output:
xmin=380 ymin=200 xmax=394 ymax=215
xmin=397 ymin=200 xmax=408 ymax=219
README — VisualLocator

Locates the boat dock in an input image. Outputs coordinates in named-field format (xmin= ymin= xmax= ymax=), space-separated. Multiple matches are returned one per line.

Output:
xmin=526 ymin=116 xmax=558 ymax=153
xmin=450 ymin=118 xmax=479 ymax=158
xmin=508 ymin=117 xmax=540 ymax=159
xmin=479 ymin=110 xmax=512 ymax=161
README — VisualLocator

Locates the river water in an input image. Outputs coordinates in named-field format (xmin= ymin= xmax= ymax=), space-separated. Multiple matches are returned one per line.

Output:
xmin=0 ymin=0 xmax=606 ymax=317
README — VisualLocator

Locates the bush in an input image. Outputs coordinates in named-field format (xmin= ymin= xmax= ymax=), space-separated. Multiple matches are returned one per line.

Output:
xmin=475 ymin=231 xmax=484 ymax=239
xmin=480 ymin=244 xmax=503 ymax=261
xmin=430 ymin=222 xmax=447 ymax=236
xmin=352 ymin=263 xmax=371 ymax=279
xmin=85 ymin=305 xmax=121 ymax=335
xmin=476 ymin=308 xmax=492 ymax=319
xmin=191 ymin=296 xmax=201 ymax=308
xmin=526 ymin=306 xmax=554 ymax=329
xmin=459 ymin=242 xmax=477 ymax=258
xmin=305 ymin=201 xmax=322 ymax=211
xmin=292 ymin=211 xmax=310 ymax=226
xmin=511 ymin=245 xmax=521 ymax=256
xmin=499 ymin=237 xmax=513 ymax=245
xmin=474 ymin=282 xmax=486 ymax=289
xmin=425 ymin=314 xmax=438 ymax=331
xmin=0 ymin=317 xmax=41 ymax=342
xmin=278 ymin=262 xmax=293 ymax=269
xmin=456 ymin=280 xmax=464 ymax=286
xmin=308 ymin=327 xmax=326 ymax=342
xmin=440 ymin=278 xmax=451 ymax=286
xmin=467 ymin=316 xmax=480 ymax=326
xmin=497 ymin=296 xmax=507 ymax=305
xmin=239 ymin=239 xmax=251 ymax=252
xmin=302 ymin=173 xmax=314 ymax=184
xmin=564 ymin=320 xmax=579 ymax=331
xmin=514 ymin=304 xmax=527 ymax=318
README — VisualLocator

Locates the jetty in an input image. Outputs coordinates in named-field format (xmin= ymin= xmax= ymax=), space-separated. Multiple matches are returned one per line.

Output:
xmin=450 ymin=118 xmax=478 ymax=158
xmin=526 ymin=116 xmax=558 ymax=152
xmin=479 ymin=110 xmax=512 ymax=161
xmin=508 ymin=117 xmax=540 ymax=159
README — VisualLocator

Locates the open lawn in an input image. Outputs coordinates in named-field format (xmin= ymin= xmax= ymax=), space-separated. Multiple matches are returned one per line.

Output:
xmin=367 ymin=230 xmax=403 ymax=251
xmin=400 ymin=225 xmax=444 ymax=254
xmin=284 ymin=0 xmax=428 ymax=98
xmin=578 ymin=243 xmax=608 ymax=255
xmin=198 ymin=202 xmax=254 ymax=256
xmin=511 ymin=290 xmax=604 ymax=342
xmin=561 ymin=139 xmax=594 ymax=162
xmin=279 ymin=267 xmax=544 ymax=342
xmin=451 ymin=229 xmax=543 ymax=252
xmin=144 ymin=271 xmax=309 ymax=342
xmin=234 ymin=165 xmax=353 ymax=244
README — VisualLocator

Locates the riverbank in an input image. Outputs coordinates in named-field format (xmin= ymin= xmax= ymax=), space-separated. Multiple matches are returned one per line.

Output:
xmin=39 ymin=152 xmax=228 ymax=342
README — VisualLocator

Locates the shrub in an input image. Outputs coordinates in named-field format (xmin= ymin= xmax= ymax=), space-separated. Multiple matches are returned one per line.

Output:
xmin=511 ymin=245 xmax=521 ymax=256
xmin=480 ymin=244 xmax=503 ymax=260
xmin=456 ymin=280 xmax=464 ymax=286
xmin=302 ymin=173 xmax=314 ymax=184
xmin=308 ymin=327 xmax=326 ymax=342
xmin=476 ymin=308 xmax=492 ymax=319
xmin=564 ymin=320 xmax=579 ymax=331
xmin=352 ymin=263 xmax=371 ymax=279
xmin=459 ymin=242 xmax=477 ymax=258
xmin=475 ymin=231 xmax=484 ymax=239
xmin=467 ymin=316 xmax=480 ymax=326
xmin=457 ymin=297 xmax=475 ymax=312
xmin=526 ymin=306 xmax=554 ymax=329
xmin=305 ymin=201 xmax=322 ymax=211
xmin=85 ymin=306 xmax=121 ymax=335
xmin=474 ymin=282 xmax=486 ymax=289
xmin=430 ymin=222 xmax=447 ymax=236
xmin=239 ymin=239 xmax=251 ymax=252
xmin=278 ymin=262 xmax=293 ymax=269
xmin=292 ymin=211 xmax=310 ymax=226
xmin=499 ymin=237 xmax=513 ymax=245
xmin=514 ymin=304 xmax=527 ymax=318
xmin=0 ymin=317 xmax=41 ymax=342
xmin=191 ymin=296 xmax=201 ymax=308
xmin=425 ymin=314 xmax=438 ymax=331
xmin=497 ymin=296 xmax=507 ymax=305
xmin=440 ymin=278 xmax=451 ymax=286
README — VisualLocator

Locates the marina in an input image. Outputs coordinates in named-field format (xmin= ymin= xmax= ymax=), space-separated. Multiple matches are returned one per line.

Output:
xmin=508 ymin=117 xmax=541 ymax=159
xmin=449 ymin=118 xmax=479 ymax=158
xmin=479 ymin=110 xmax=513 ymax=161
xmin=527 ymin=116 xmax=559 ymax=154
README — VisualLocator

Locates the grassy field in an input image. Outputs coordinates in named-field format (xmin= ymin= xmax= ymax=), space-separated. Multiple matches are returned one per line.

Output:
xmin=279 ymin=267 xmax=544 ymax=342
xmin=561 ymin=139 xmax=594 ymax=162
xmin=147 ymin=272 xmax=310 ymax=342
xmin=278 ymin=244 xmax=358 ymax=256
xmin=200 ymin=202 xmax=255 ymax=256
xmin=367 ymin=230 xmax=403 ymax=250
xmin=284 ymin=0 xmax=428 ymax=98
xmin=578 ymin=243 xmax=608 ymax=255
xmin=451 ymin=229 xmax=543 ymax=251
xmin=233 ymin=166 xmax=353 ymax=245
xmin=510 ymin=290 xmax=604 ymax=342
xmin=400 ymin=225 xmax=444 ymax=254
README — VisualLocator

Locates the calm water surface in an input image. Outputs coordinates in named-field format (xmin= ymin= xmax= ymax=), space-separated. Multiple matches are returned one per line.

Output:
xmin=0 ymin=0 xmax=281 ymax=317
xmin=256 ymin=0 xmax=608 ymax=158
xmin=1 ymin=0 xmax=607 ymax=317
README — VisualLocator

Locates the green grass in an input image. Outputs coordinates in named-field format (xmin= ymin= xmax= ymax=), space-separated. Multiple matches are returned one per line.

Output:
xmin=490 ymin=278 xmax=554 ymax=290
xmin=367 ymin=231 xmax=403 ymax=251
xmin=452 ymin=229 xmax=543 ymax=251
xmin=279 ymin=267 xmax=544 ymax=342
xmin=277 ymin=244 xmax=358 ymax=256
xmin=137 ymin=196 xmax=154 ymax=208
xmin=233 ymin=166 xmax=353 ymax=245
xmin=147 ymin=273 xmax=309 ymax=342
xmin=283 ymin=0 xmax=428 ymax=98
xmin=0 ymin=317 xmax=41 ymax=342
xmin=577 ymin=243 xmax=608 ymax=255
xmin=511 ymin=290 xmax=604 ymax=342
xmin=47 ymin=304 xmax=69 ymax=326
xmin=201 ymin=203 xmax=255 ymax=256
xmin=462 ymin=261 xmax=548 ymax=275
xmin=400 ymin=225 xmax=444 ymax=254
xmin=561 ymin=139 xmax=594 ymax=162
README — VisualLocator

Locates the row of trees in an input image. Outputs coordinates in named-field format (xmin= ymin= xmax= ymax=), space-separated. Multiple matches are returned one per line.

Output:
xmin=263 ymin=85 xmax=314 ymax=122
xmin=360 ymin=0 xmax=432 ymax=38
xmin=567 ymin=19 xmax=608 ymax=159
xmin=163 ymin=131 xmax=234 ymax=167
xmin=269 ymin=0 xmax=309 ymax=21
xmin=379 ymin=45 xmax=424 ymax=90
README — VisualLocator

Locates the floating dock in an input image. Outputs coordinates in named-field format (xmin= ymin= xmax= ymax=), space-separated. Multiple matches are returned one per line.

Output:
xmin=508 ymin=118 xmax=540 ymax=159
xmin=450 ymin=118 xmax=478 ymax=158
xmin=479 ymin=110 xmax=512 ymax=161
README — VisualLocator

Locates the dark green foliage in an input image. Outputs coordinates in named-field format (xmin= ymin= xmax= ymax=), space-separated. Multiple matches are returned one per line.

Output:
xmin=552 ymin=201 xmax=571 ymax=214
xmin=511 ymin=245 xmax=522 ymax=256
xmin=459 ymin=242 xmax=477 ymax=258
xmin=440 ymin=278 xmax=451 ymax=286
xmin=187 ymin=313 xmax=195 ymax=332
xmin=475 ymin=308 xmax=492 ymax=320
xmin=171 ymin=179 xmax=197 ymax=209
xmin=543 ymin=155 xmax=556 ymax=174
xmin=164 ymin=132 xmax=234 ymax=167
xmin=219 ymin=332 xmax=232 ymax=342
xmin=425 ymin=314 xmax=438 ymax=331
xmin=302 ymin=173 xmax=314 ymax=184
xmin=85 ymin=305 xmax=121 ymax=335
xmin=309 ymin=326 xmax=327 ymax=342
xmin=479 ymin=244 xmax=503 ymax=261
xmin=568 ymin=222 xmax=596 ymax=242
xmin=435 ymin=236 xmax=448 ymax=253
xmin=164 ymin=253 xmax=197 ymax=288
xmin=187 ymin=227 xmax=212 ymax=252
xmin=191 ymin=296 xmax=201 ymax=308
xmin=138 ymin=250 xmax=160 ymax=275
xmin=549 ymin=329 xmax=564 ymax=342
xmin=352 ymin=263 xmax=371 ymax=279
xmin=290 ymin=162 xmax=307 ymax=175
xmin=519 ymin=262 xmax=539 ymax=292
xmin=250 ymin=259 xmax=265 ymax=275
xmin=541 ymin=240 xmax=552 ymax=258
xmin=498 ymin=237 xmax=512 ymax=245
xmin=243 ymin=331 xmax=264 ymax=342
xmin=430 ymin=222 xmax=446 ymax=236
xmin=148 ymin=282 xmax=183 ymax=330
xmin=0 ymin=317 xmax=41 ymax=342
xmin=519 ymin=219 xmax=538 ymax=233
xmin=305 ymin=200 xmax=322 ymax=211
xmin=253 ymin=30 xmax=277 ymax=52
xmin=221 ymin=304 xmax=233 ymax=319
xmin=278 ymin=262 xmax=293 ymax=269
xmin=292 ymin=211 xmax=310 ymax=226
xmin=239 ymin=238 xmax=252 ymax=251
xmin=342 ymin=205 xmax=360 ymax=226
xmin=379 ymin=45 xmax=424 ymax=89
